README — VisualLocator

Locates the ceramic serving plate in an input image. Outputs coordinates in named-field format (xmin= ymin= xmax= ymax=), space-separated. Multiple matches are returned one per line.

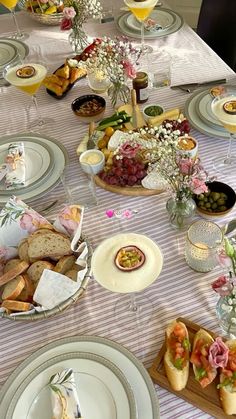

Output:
xmin=0 ymin=41 xmax=17 ymax=72
xmin=194 ymin=90 xmax=225 ymax=130
xmin=126 ymin=8 xmax=176 ymax=32
xmin=6 ymin=352 xmax=137 ymax=419
xmin=0 ymin=336 xmax=160 ymax=419
xmin=0 ymin=38 xmax=29 ymax=86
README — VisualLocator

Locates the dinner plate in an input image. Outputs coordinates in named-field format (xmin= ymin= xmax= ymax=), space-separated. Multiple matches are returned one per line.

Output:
xmin=126 ymin=8 xmax=175 ymax=32
xmin=0 ymin=37 xmax=29 ymax=62
xmin=0 ymin=41 xmax=17 ymax=71
xmin=116 ymin=9 xmax=183 ymax=39
xmin=0 ymin=139 xmax=53 ymax=192
xmin=195 ymin=90 xmax=225 ymax=130
xmin=92 ymin=233 xmax=163 ymax=293
xmin=184 ymin=88 xmax=228 ymax=139
xmin=0 ymin=133 xmax=68 ymax=202
xmin=0 ymin=336 xmax=160 ymax=419
xmin=6 ymin=352 xmax=136 ymax=419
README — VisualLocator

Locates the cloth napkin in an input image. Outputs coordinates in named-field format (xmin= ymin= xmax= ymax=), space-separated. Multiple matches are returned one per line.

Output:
xmin=5 ymin=142 xmax=26 ymax=189
xmin=49 ymin=369 xmax=83 ymax=419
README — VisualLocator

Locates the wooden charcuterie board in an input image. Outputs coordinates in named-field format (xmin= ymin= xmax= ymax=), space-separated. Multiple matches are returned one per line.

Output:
xmin=148 ymin=317 xmax=235 ymax=418
xmin=94 ymin=175 xmax=163 ymax=196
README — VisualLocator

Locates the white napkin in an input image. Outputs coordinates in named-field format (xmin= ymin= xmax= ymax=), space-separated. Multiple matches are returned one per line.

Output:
xmin=49 ymin=369 xmax=83 ymax=419
xmin=5 ymin=142 xmax=26 ymax=189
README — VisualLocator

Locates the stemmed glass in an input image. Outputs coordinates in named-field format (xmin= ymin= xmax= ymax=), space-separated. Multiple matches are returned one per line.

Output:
xmin=211 ymin=86 xmax=236 ymax=174
xmin=0 ymin=0 xmax=28 ymax=40
xmin=124 ymin=0 xmax=158 ymax=54
xmin=4 ymin=61 xmax=52 ymax=131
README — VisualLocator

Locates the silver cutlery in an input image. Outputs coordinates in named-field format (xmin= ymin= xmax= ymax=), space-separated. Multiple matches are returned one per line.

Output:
xmin=222 ymin=219 xmax=236 ymax=236
xmin=87 ymin=121 xmax=97 ymax=150
xmin=171 ymin=78 xmax=227 ymax=93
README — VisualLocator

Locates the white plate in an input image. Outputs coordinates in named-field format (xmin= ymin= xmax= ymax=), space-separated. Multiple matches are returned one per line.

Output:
xmin=91 ymin=233 xmax=163 ymax=293
xmin=0 ymin=41 xmax=17 ymax=70
xmin=0 ymin=336 xmax=160 ymax=419
xmin=184 ymin=88 xmax=229 ymax=139
xmin=126 ymin=8 xmax=175 ymax=32
xmin=195 ymin=90 xmax=225 ymax=130
xmin=0 ymin=133 xmax=68 ymax=202
xmin=0 ymin=37 xmax=29 ymax=62
xmin=6 ymin=352 xmax=137 ymax=419
xmin=116 ymin=9 xmax=183 ymax=39
xmin=0 ymin=140 xmax=53 ymax=191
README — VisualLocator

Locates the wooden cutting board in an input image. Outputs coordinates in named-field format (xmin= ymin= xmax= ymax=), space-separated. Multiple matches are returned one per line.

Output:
xmin=148 ymin=317 xmax=235 ymax=419
xmin=94 ymin=175 xmax=163 ymax=196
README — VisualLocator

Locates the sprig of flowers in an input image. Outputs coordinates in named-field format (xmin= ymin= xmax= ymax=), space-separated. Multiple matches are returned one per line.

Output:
xmin=60 ymin=0 xmax=102 ymax=30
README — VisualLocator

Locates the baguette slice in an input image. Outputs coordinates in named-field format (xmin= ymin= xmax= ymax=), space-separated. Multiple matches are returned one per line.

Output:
xmin=164 ymin=320 xmax=190 ymax=391
xmin=16 ymin=274 xmax=34 ymax=303
xmin=28 ymin=232 xmax=72 ymax=260
xmin=3 ymin=258 xmax=21 ymax=273
xmin=1 ymin=275 xmax=25 ymax=300
xmin=54 ymin=255 xmax=76 ymax=274
xmin=65 ymin=269 xmax=78 ymax=281
xmin=1 ymin=299 xmax=31 ymax=312
xmin=18 ymin=239 xmax=30 ymax=263
xmin=190 ymin=328 xmax=217 ymax=388
xmin=27 ymin=260 xmax=54 ymax=287
xmin=219 ymin=339 xmax=236 ymax=415
xmin=0 ymin=261 xmax=29 ymax=287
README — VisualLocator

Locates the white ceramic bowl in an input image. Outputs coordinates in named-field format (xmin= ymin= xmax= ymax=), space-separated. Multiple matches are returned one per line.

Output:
xmin=142 ymin=103 xmax=164 ymax=123
xmin=177 ymin=136 xmax=198 ymax=159
xmin=79 ymin=150 xmax=105 ymax=175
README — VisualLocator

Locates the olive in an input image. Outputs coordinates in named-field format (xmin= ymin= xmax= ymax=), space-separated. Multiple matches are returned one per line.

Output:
xmin=205 ymin=202 xmax=211 ymax=208
xmin=217 ymin=198 xmax=226 ymax=206
xmin=219 ymin=206 xmax=227 ymax=211
xmin=198 ymin=194 xmax=205 ymax=200
xmin=198 ymin=201 xmax=205 ymax=207
xmin=212 ymin=203 xmax=218 ymax=210
xmin=220 ymin=192 xmax=227 ymax=199
xmin=209 ymin=197 xmax=214 ymax=204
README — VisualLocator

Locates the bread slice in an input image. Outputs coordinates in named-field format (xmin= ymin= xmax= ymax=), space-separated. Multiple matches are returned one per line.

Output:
xmin=18 ymin=239 xmax=30 ymax=263
xmin=65 ymin=269 xmax=78 ymax=281
xmin=0 ymin=261 xmax=29 ymax=287
xmin=1 ymin=275 xmax=25 ymax=300
xmin=28 ymin=232 xmax=72 ymax=260
xmin=54 ymin=255 xmax=76 ymax=274
xmin=16 ymin=274 xmax=34 ymax=302
xmin=164 ymin=320 xmax=190 ymax=391
xmin=3 ymin=258 xmax=21 ymax=273
xmin=219 ymin=340 xmax=236 ymax=415
xmin=27 ymin=260 xmax=54 ymax=287
xmin=1 ymin=299 xmax=31 ymax=312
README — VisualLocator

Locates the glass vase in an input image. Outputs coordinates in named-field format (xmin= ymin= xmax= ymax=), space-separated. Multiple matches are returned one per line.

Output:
xmin=216 ymin=296 xmax=236 ymax=338
xmin=68 ymin=24 xmax=89 ymax=54
xmin=166 ymin=196 xmax=196 ymax=230
xmin=108 ymin=82 xmax=130 ymax=108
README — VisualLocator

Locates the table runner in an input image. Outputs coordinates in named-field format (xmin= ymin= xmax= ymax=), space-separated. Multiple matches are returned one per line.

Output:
xmin=0 ymin=9 xmax=236 ymax=419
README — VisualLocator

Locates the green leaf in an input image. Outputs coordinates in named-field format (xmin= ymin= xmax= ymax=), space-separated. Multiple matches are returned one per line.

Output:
xmin=183 ymin=338 xmax=191 ymax=351
xmin=173 ymin=358 xmax=183 ymax=370
xmin=196 ymin=367 xmax=207 ymax=380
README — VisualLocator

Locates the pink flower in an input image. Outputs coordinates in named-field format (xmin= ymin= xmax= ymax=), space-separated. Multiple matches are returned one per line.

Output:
xmin=122 ymin=209 xmax=132 ymax=219
xmin=179 ymin=158 xmax=192 ymax=175
xmin=211 ymin=275 xmax=233 ymax=296
xmin=217 ymin=249 xmax=232 ymax=270
xmin=190 ymin=178 xmax=208 ymax=195
xmin=20 ymin=210 xmax=51 ymax=233
xmin=0 ymin=246 xmax=8 ymax=260
xmin=122 ymin=60 xmax=136 ymax=79
xmin=63 ymin=6 xmax=76 ymax=19
xmin=60 ymin=17 xmax=73 ymax=31
xmin=119 ymin=142 xmax=141 ymax=158
xmin=208 ymin=337 xmax=229 ymax=368
xmin=58 ymin=206 xmax=81 ymax=236
xmin=105 ymin=209 xmax=114 ymax=218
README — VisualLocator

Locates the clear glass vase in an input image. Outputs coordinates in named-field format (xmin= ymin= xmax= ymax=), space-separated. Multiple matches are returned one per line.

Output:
xmin=68 ymin=24 xmax=89 ymax=54
xmin=216 ymin=296 xmax=236 ymax=338
xmin=166 ymin=196 xmax=196 ymax=230
xmin=108 ymin=82 xmax=130 ymax=108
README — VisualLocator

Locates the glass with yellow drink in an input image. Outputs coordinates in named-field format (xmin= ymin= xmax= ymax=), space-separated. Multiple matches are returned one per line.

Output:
xmin=0 ymin=0 xmax=28 ymax=40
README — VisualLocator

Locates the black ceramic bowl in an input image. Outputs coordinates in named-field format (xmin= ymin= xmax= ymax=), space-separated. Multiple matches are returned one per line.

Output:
xmin=194 ymin=181 xmax=236 ymax=218
xmin=71 ymin=94 xmax=106 ymax=123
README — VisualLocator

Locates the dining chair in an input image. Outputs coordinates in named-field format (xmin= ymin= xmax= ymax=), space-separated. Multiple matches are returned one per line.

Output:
xmin=196 ymin=0 xmax=236 ymax=72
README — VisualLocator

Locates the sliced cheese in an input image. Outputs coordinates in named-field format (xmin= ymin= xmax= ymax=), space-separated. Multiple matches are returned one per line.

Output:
xmin=148 ymin=108 xmax=181 ymax=126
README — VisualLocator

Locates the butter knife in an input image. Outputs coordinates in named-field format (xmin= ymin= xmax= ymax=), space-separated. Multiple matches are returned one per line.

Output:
xmin=171 ymin=78 xmax=227 ymax=93
xmin=87 ymin=121 xmax=97 ymax=150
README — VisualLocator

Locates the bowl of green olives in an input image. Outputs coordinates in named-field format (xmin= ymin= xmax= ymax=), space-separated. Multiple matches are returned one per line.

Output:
xmin=194 ymin=181 xmax=236 ymax=218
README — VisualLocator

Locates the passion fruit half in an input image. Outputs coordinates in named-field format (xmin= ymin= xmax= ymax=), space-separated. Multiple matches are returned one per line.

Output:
xmin=16 ymin=66 xmax=36 ymax=79
xmin=223 ymin=100 xmax=236 ymax=115
xmin=115 ymin=245 xmax=145 ymax=272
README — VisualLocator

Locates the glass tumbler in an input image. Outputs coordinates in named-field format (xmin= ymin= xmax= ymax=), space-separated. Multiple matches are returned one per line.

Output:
xmin=185 ymin=220 xmax=223 ymax=272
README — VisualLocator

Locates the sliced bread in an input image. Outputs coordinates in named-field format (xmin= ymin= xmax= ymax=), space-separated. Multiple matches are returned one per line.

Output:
xmin=28 ymin=232 xmax=72 ymax=260
xmin=1 ymin=275 xmax=25 ymax=300
xmin=16 ymin=274 xmax=35 ymax=302
xmin=3 ymin=258 xmax=21 ymax=273
xmin=18 ymin=239 xmax=30 ymax=263
xmin=1 ymin=299 xmax=31 ymax=312
xmin=65 ymin=269 xmax=78 ymax=281
xmin=27 ymin=260 xmax=54 ymax=287
xmin=0 ymin=261 xmax=29 ymax=287
xmin=54 ymin=255 xmax=76 ymax=274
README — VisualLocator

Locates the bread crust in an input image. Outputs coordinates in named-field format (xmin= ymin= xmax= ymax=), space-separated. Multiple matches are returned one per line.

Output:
xmin=1 ymin=275 xmax=25 ymax=300
xmin=1 ymin=299 xmax=31 ymax=312
xmin=191 ymin=329 xmax=217 ymax=387
xmin=0 ymin=261 xmax=29 ymax=287
xmin=219 ymin=340 xmax=236 ymax=415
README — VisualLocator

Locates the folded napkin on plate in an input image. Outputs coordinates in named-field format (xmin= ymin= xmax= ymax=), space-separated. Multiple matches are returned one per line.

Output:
xmin=0 ymin=164 xmax=8 ymax=182
xmin=5 ymin=142 xmax=26 ymax=189
xmin=49 ymin=369 xmax=83 ymax=419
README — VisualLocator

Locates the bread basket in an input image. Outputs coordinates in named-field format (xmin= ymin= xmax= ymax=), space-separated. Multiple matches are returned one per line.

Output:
xmin=18 ymin=0 xmax=63 ymax=26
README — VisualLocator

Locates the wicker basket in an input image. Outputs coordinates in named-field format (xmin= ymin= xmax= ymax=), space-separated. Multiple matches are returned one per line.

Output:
xmin=18 ymin=0 xmax=63 ymax=26
xmin=0 ymin=238 xmax=92 ymax=321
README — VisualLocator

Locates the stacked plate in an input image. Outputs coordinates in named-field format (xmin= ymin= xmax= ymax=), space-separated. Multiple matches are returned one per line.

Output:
xmin=0 ymin=336 xmax=160 ymax=419
xmin=0 ymin=38 xmax=29 ymax=85
xmin=0 ymin=133 xmax=68 ymax=203
xmin=184 ymin=88 xmax=230 ymax=138
xmin=116 ymin=7 xmax=184 ymax=39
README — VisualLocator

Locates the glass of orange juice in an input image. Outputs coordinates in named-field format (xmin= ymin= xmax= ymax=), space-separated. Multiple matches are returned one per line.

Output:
xmin=4 ymin=62 xmax=50 ymax=130
xmin=0 ymin=0 xmax=28 ymax=40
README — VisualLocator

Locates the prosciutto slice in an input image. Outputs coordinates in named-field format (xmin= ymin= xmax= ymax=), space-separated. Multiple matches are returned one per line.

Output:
xmin=209 ymin=337 xmax=229 ymax=368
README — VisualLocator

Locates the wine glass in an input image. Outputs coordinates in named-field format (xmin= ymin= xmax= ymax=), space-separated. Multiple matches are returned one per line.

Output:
xmin=0 ymin=0 xmax=28 ymax=40
xmin=4 ymin=61 xmax=52 ymax=131
xmin=124 ymin=0 xmax=158 ymax=55
xmin=211 ymin=86 xmax=236 ymax=174
xmin=91 ymin=232 xmax=163 ymax=328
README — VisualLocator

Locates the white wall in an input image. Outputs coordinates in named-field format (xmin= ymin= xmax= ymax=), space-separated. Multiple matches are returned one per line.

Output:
xmin=166 ymin=0 xmax=202 ymax=29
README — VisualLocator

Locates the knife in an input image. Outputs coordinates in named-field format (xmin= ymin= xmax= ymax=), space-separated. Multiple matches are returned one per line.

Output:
xmin=171 ymin=78 xmax=227 ymax=93
xmin=87 ymin=121 xmax=97 ymax=150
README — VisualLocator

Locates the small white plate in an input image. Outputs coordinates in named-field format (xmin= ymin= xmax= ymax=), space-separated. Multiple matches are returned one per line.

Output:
xmin=6 ymin=352 xmax=137 ymax=419
xmin=0 ymin=41 xmax=17 ymax=70
xmin=126 ymin=8 xmax=175 ymax=32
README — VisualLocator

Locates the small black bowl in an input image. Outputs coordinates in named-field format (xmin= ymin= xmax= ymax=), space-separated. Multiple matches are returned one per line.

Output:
xmin=46 ymin=63 xmax=86 ymax=100
xmin=71 ymin=94 xmax=106 ymax=123
xmin=194 ymin=181 xmax=236 ymax=218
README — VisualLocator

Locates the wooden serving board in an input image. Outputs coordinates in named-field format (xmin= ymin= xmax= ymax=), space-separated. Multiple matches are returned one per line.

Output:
xmin=148 ymin=317 xmax=235 ymax=419
xmin=94 ymin=175 xmax=163 ymax=196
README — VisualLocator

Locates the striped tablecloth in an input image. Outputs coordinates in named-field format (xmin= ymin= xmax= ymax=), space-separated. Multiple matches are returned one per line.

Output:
xmin=1 ymin=9 xmax=236 ymax=419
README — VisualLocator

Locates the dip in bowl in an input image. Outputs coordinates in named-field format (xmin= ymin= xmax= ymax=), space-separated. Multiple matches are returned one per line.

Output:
xmin=142 ymin=103 xmax=164 ymax=122
xmin=72 ymin=94 xmax=106 ymax=123
xmin=79 ymin=149 xmax=105 ymax=175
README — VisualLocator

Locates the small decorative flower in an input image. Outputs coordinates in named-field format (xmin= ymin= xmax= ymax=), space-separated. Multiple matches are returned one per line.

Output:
xmin=122 ymin=209 xmax=132 ymax=219
xmin=105 ymin=209 xmax=114 ymax=218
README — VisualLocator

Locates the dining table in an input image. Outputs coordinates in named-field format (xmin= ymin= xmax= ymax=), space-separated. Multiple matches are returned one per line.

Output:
xmin=0 ymin=3 xmax=236 ymax=419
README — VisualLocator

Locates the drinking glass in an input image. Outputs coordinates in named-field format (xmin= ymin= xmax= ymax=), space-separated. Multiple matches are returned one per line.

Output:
xmin=147 ymin=50 xmax=171 ymax=88
xmin=0 ymin=0 xmax=28 ymax=40
xmin=4 ymin=61 xmax=52 ymax=131
xmin=124 ymin=0 xmax=158 ymax=54
xmin=211 ymin=87 xmax=236 ymax=174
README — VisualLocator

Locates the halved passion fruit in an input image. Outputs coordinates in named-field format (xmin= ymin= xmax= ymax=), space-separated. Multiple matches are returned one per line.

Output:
xmin=16 ymin=66 xmax=36 ymax=79
xmin=223 ymin=100 xmax=236 ymax=115
xmin=115 ymin=245 xmax=145 ymax=272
